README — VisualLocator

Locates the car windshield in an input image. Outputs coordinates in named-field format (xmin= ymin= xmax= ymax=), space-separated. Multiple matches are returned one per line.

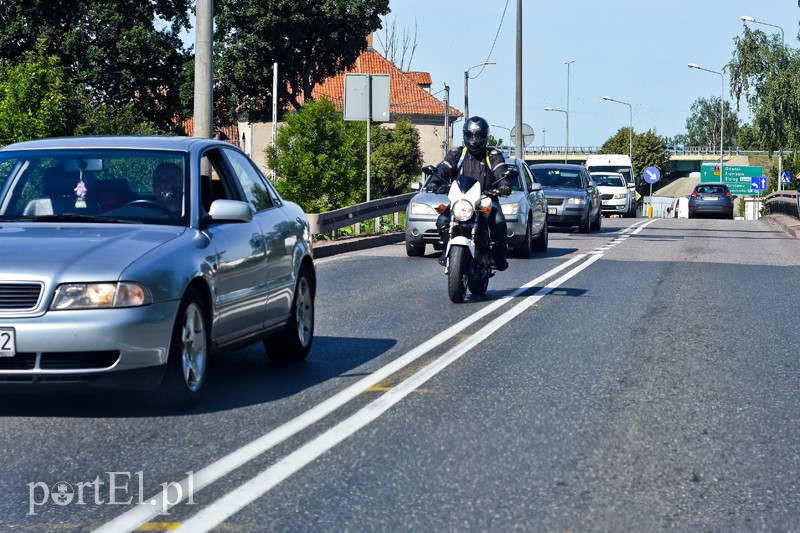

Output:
xmin=593 ymin=174 xmax=625 ymax=187
xmin=0 ymin=149 xmax=188 ymax=225
xmin=696 ymin=185 xmax=727 ymax=195
xmin=588 ymin=165 xmax=632 ymax=183
xmin=530 ymin=168 xmax=582 ymax=188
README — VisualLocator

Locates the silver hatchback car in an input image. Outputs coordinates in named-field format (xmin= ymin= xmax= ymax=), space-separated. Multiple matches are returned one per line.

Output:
xmin=405 ymin=156 xmax=548 ymax=257
xmin=0 ymin=136 xmax=316 ymax=408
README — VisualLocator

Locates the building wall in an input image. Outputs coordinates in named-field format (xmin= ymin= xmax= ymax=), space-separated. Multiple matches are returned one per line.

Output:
xmin=238 ymin=120 xmax=456 ymax=176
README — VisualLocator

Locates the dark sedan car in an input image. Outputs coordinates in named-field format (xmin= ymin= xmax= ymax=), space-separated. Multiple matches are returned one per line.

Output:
xmin=688 ymin=182 xmax=736 ymax=219
xmin=529 ymin=163 xmax=601 ymax=232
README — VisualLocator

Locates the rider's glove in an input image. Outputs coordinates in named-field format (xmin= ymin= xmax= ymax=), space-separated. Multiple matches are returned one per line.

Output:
xmin=422 ymin=165 xmax=437 ymax=175
xmin=497 ymin=184 xmax=511 ymax=196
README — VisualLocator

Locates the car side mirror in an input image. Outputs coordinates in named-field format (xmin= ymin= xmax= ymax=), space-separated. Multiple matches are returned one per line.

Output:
xmin=627 ymin=183 xmax=636 ymax=189
xmin=530 ymin=182 xmax=542 ymax=192
xmin=411 ymin=181 xmax=422 ymax=192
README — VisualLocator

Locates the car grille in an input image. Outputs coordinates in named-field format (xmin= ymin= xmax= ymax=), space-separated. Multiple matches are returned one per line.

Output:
xmin=0 ymin=282 xmax=43 ymax=310
xmin=0 ymin=351 xmax=120 ymax=371
xmin=546 ymin=198 xmax=564 ymax=206
xmin=600 ymin=194 xmax=614 ymax=200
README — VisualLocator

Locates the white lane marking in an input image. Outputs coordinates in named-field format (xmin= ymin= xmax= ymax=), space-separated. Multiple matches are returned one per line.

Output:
xmin=631 ymin=219 xmax=659 ymax=234
xmin=92 ymin=254 xmax=591 ymax=533
xmin=173 ymin=254 xmax=604 ymax=533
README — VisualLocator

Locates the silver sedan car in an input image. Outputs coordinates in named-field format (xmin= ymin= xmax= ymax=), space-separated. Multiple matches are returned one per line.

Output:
xmin=405 ymin=156 xmax=548 ymax=257
xmin=0 ymin=136 xmax=315 ymax=408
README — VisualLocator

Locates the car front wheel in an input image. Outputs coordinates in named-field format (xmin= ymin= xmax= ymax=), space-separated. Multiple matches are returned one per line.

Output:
xmin=153 ymin=288 xmax=208 ymax=409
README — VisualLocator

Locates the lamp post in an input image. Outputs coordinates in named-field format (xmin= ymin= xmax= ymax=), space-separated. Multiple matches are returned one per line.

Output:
xmin=741 ymin=15 xmax=784 ymax=45
xmin=688 ymin=63 xmax=724 ymax=174
xmin=564 ymin=60 xmax=575 ymax=161
xmin=544 ymin=107 xmax=568 ymax=163
xmin=491 ymin=123 xmax=511 ymax=150
xmin=741 ymin=15 xmax=786 ymax=189
xmin=542 ymin=129 xmax=547 ymax=149
xmin=602 ymin=96 xmax=633 ymax=161
xmin=464 ymin=62 xmax=495 ymax=121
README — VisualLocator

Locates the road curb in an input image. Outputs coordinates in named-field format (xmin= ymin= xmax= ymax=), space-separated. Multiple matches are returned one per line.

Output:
xmin=763 ymin=214 xmax=800 ymax=239
xmin=312 ymin=232 xmax=405 ymax=258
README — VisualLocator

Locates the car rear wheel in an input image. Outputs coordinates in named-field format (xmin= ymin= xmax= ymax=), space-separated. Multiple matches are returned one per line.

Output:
xmin=153 ymin=289 xmax=208 ymax=409
xmin=265 ymin=267 xmax=314 ymax=362
xmin=405 ymin=240 xmax=425 ymax=257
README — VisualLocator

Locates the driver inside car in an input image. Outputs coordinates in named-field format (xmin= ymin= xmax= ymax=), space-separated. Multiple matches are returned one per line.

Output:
xmin=152 ymin=162 xmax=184 ymax=215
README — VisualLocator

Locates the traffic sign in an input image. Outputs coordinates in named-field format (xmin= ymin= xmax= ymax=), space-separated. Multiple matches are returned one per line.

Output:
xmin=643 ymin=166 xmax=660 ymax=184
xmin=750 ymin=176 xmax=768 ymax=191
xmin=781 ymin=171 xmax=791 ymax=184
xmin=700 ymin=164 xmax=764 ymax=195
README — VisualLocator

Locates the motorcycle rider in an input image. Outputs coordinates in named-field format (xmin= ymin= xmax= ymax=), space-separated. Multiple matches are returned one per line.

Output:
xmin=427 ymin=116 xmax=511 ymax=271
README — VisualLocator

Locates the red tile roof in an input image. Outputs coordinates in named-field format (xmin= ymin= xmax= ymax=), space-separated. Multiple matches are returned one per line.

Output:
xmin=306 ymin=47 xmax=462 ymax=118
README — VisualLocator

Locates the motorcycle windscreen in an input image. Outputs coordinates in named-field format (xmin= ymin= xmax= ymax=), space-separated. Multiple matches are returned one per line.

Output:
xmin=448 ymin=175 xmax=482 ymax=205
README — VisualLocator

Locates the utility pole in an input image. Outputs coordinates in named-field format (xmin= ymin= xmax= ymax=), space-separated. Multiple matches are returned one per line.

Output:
xmin=514 ymin=0 xmax=523 ymax=159
xmin=193 ymin=0 xmax=213 ymax=138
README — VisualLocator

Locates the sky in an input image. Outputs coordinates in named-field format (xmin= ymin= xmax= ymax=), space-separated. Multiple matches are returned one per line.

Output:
xmin=377 ymin=0 xmax=800 ymax=148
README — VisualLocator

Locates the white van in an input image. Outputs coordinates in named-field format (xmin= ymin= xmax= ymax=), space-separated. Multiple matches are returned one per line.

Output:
xmin=586 ymin=154 xmax=637 ymax=217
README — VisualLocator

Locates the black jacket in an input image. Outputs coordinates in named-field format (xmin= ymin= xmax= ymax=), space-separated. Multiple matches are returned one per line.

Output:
xmin=438 ymin=146 xmax=509 ymax=191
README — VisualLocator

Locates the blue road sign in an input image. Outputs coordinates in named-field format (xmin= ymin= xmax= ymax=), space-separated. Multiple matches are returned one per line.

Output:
xmin=751 ymin=176 xmax=768 ymax=191
xmin=782 ymin=171 xmax=791 ymax=184
xmin=643 ymin=166 xmax=660 ymax=184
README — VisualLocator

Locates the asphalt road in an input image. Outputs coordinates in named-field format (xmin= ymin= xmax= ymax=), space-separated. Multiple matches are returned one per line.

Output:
xmin=3 ymin=217 xmax=800 ymax=532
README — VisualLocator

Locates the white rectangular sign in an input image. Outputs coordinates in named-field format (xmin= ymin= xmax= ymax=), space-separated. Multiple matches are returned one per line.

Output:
xmin=344 ymin=74 xmax=390 ymax=122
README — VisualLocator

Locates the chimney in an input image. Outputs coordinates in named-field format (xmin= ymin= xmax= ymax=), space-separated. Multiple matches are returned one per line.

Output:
xmin=366 ymin=32 xmax=374 ymax=51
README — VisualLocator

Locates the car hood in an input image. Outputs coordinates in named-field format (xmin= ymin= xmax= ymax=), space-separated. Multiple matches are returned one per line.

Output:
xmin=597 ymin=185 xmax=628 ymax=195
xmin=0 ymin=223 xmax=185 ymax=280
xmin=542 ymin=186 xmax=586 ymax=198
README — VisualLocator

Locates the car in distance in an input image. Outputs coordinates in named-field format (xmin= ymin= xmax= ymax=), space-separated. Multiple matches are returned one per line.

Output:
xmin=529 ymin=163 xmax=601 ymax=233
xmin=688 ymin=182 xmax=736 ymax=219
xmin=0 ymin=136 xmax=316 ymax=408
xmin=405 ymin=155 xmax=548 ymax=257
xmin=591 ymin=171 xmax=636 ymax=217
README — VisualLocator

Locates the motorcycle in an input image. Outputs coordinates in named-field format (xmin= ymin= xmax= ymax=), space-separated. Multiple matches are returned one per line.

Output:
xmin=424 ymin=167 xmax=517 ymax=303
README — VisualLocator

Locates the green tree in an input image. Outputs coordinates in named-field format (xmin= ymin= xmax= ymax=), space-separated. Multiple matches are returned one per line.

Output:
xmin=0 ymin=46 xmax=82 ymax=144
xmin=370 ymin=117 xmax=422 ymax=197
xmin=214 ymin=0 xmax=390 ymax=122
xmin=684 ymin=96 xmax=740 ymax=150
xmin=600 ymin=127 xmax=669 ymax=193
xmin=0 ymin=0 xmax=191 ymax=132
xmin=729 ymin=24 xmax=798 ymax=152
xmin=266 ymin=98 xmax=366 ymax=212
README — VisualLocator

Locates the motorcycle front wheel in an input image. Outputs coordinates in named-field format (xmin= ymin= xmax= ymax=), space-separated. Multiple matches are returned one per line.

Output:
xmin=447 ymin=246 xmax=469 ymax=303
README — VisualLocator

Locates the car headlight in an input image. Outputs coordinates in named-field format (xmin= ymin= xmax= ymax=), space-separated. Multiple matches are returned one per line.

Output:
xmin=566 ymin=197 xmax=586 ymax=205
xmin=51 ymin=282 xmax=152 ymax=310
xmin=613 ymin=193 xmax=625 ymax=200
xmin=501 ymin=202 xmax=519 ymax=215
xmin=410 ymin=202 xmax=438 ymax=215
xmin=451 ymin=199 xmax=475 ymax=221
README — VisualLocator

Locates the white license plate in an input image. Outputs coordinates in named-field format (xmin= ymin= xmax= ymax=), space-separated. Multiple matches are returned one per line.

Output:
xmin=702 ymin=196 xmax=719 ymax=201
xmin=547 ymin=207 xmax=557 ymax=214
xmin=0 ymin=327 xmax=16 ymax=357
xmin=601 ymin=200 xmax=609 ymax=205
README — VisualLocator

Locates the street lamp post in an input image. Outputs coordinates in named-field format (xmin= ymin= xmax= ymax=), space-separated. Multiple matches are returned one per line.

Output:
xmin=688 ymin=63 xmax=725 ymax=174
xmin=542 ymin=129 xmax=547 ymax=149
xmin=564 ymin=60 xmax=575 ymax=161
xmin=464 ymin=62 xmax=495 ymax=121
xmin=490 ymin=123 xmax=511 ymax=150
xmin=544 ymin=107 xmax=568 ymax=163
xmin=602 ymin=96 xmax=633 ymax=161
xmin=741 ymin=15 xmax=786 ymax=189
xmin=741 ymin=15 xmax=785 ymax=45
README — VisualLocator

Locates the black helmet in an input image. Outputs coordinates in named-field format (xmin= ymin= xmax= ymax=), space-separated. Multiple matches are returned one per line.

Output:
xmin=463 ymin=116 xmax=489 ymax=153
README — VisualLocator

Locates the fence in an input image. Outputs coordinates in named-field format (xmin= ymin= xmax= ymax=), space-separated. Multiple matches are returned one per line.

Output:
xmin=765 ymin=189 xmax=800 ymax=217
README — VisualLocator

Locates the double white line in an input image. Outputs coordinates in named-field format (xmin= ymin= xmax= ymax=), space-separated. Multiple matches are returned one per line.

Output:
xmin=94 ymin=225 xmax=646 ymax=532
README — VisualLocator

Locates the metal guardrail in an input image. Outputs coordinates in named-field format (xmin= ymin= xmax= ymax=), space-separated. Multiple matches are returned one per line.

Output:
xmin=307 ymin=192 xmax=416 ymax=234
xmin=765 ymin=189 xmax=800 ymax=217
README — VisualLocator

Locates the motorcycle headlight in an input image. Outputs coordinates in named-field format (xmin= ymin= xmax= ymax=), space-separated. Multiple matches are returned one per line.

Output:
xmin=51 ymin=282 xmax=152 ymax=309
xmin=567 ymin=197 xmax=586 ymax=205
xmin=452 ymin=199 xmax=475 ymax=222
xmin=501 ymin=202 xmax=519 ymax=215
xmin=410 ymin=202 xmax=438 ymax=215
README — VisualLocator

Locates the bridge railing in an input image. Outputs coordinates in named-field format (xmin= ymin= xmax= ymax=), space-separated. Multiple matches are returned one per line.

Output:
xmin=765 ymin=190 xmax=800 ymax=218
